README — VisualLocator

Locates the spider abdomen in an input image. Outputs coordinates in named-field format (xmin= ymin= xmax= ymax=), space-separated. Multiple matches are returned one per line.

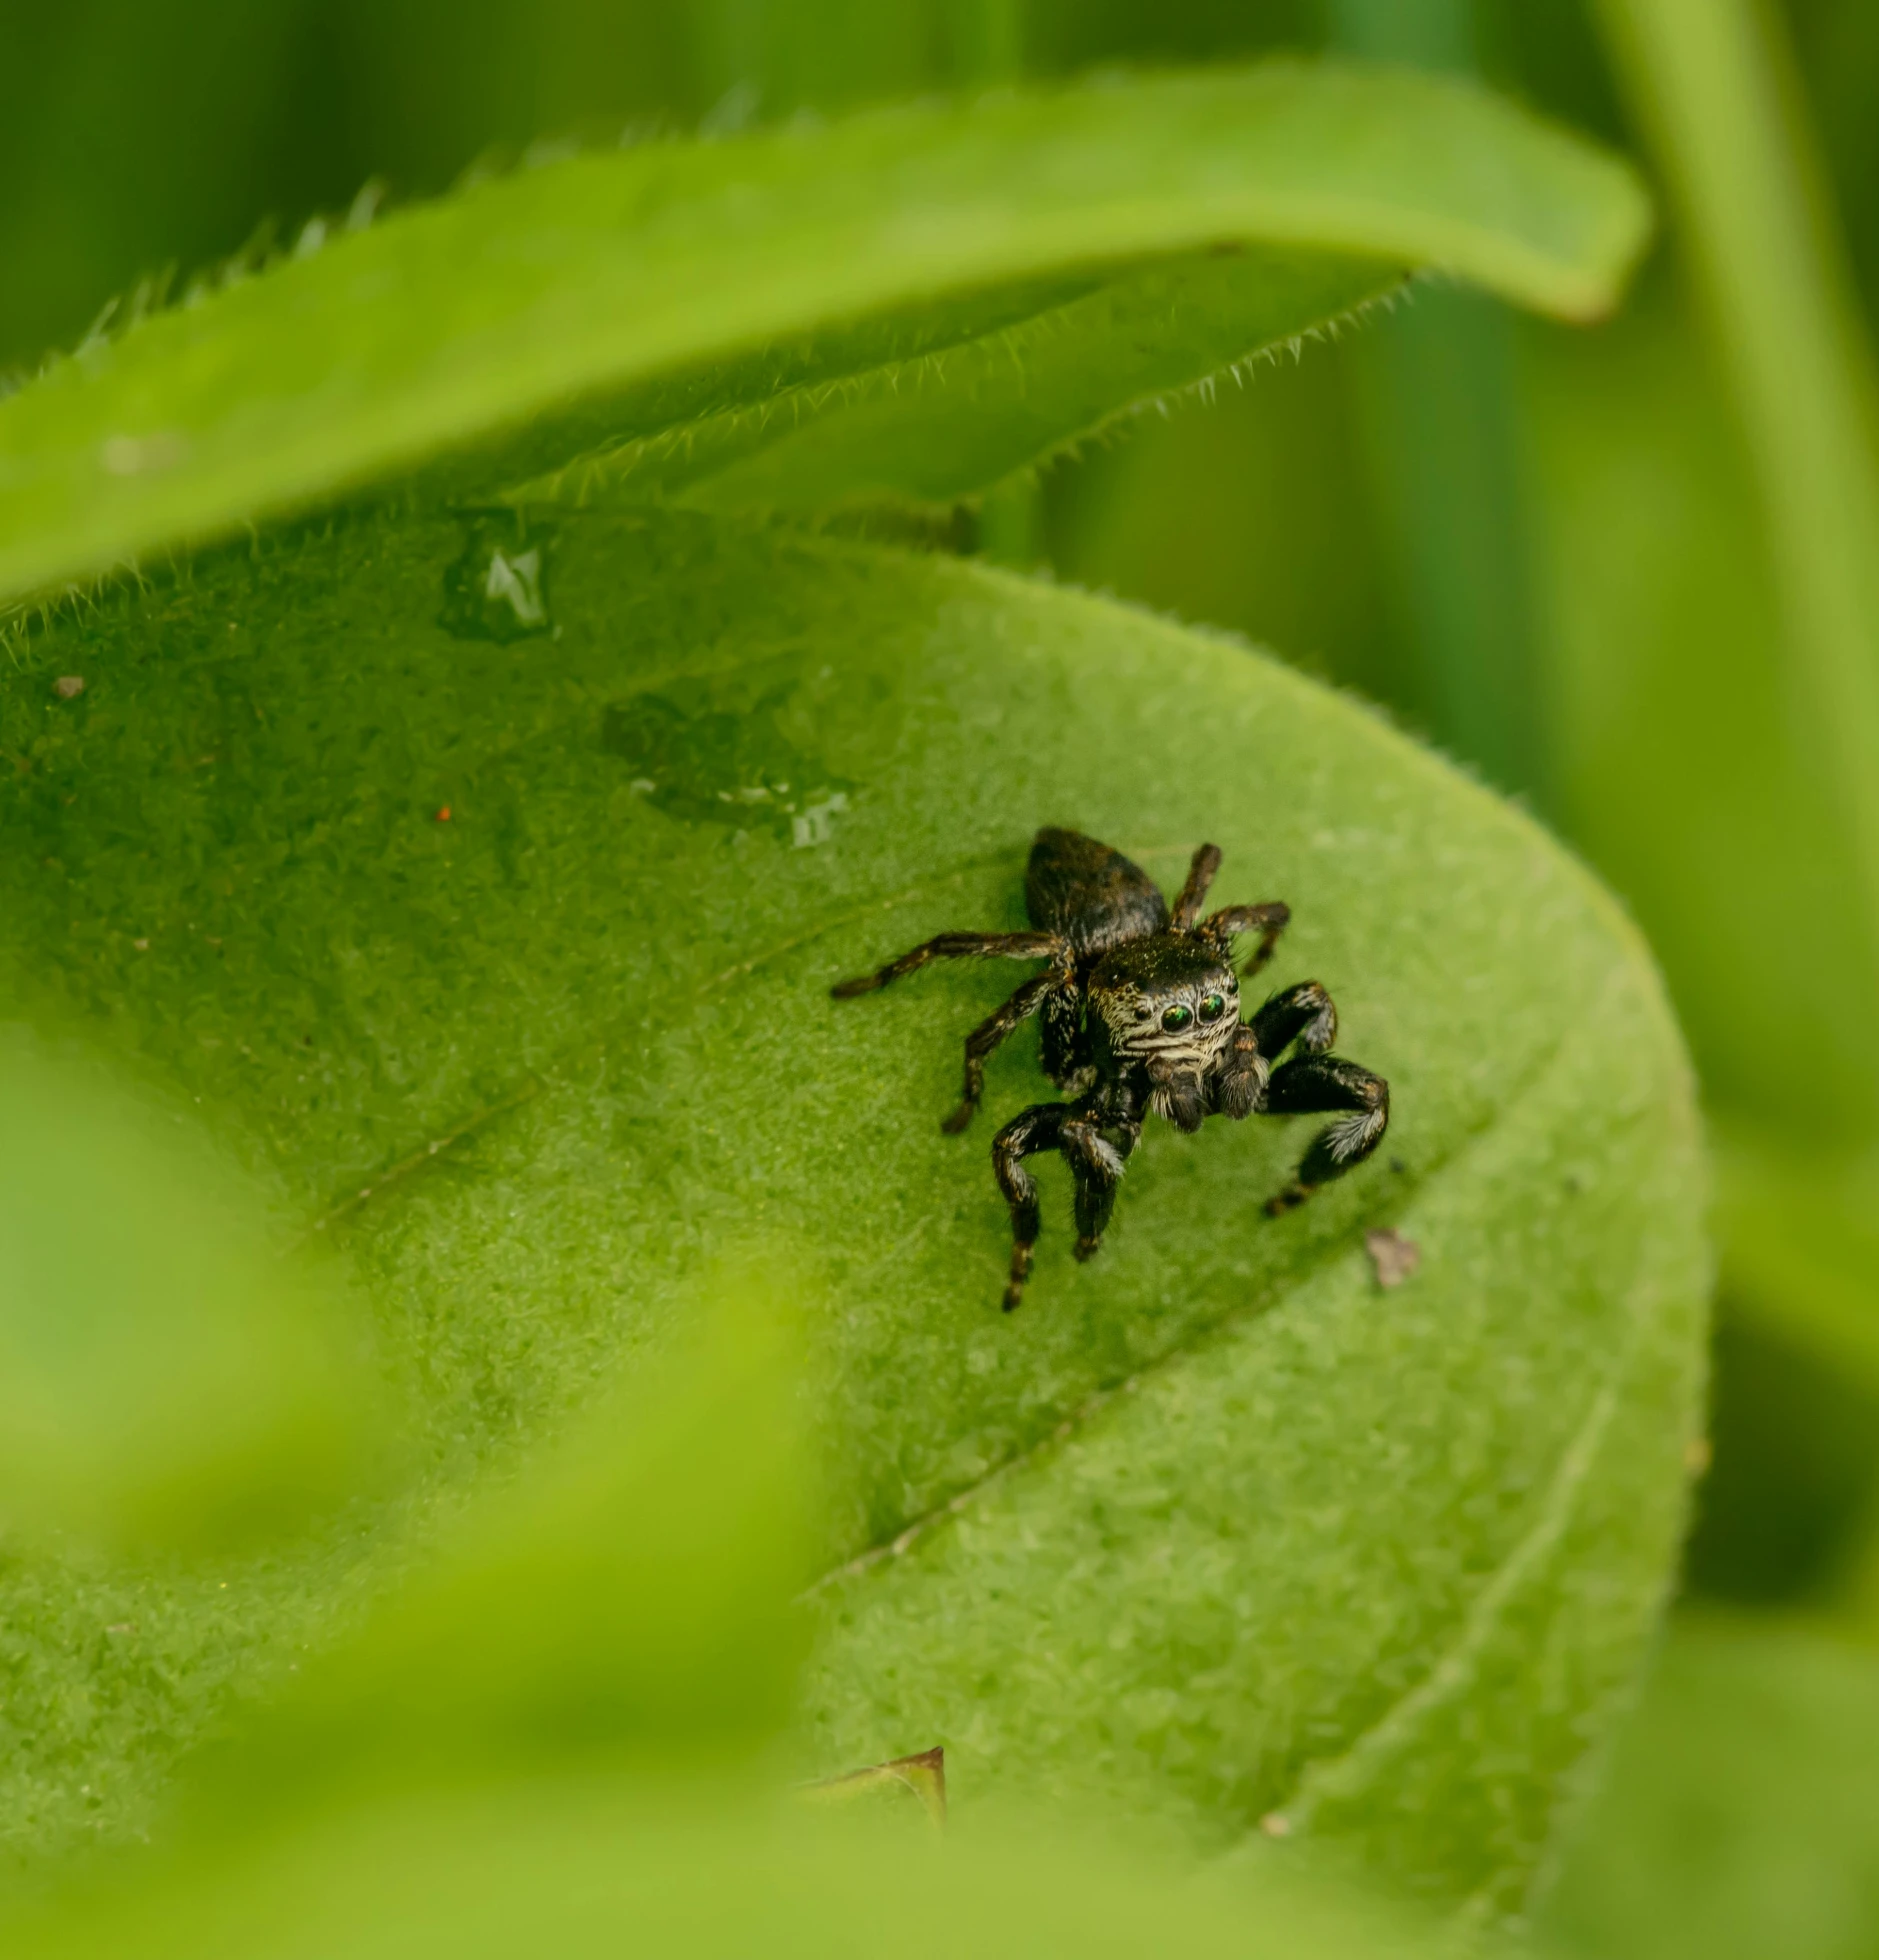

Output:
xmin=1025 ymin=826 xmax=1170 ymax=955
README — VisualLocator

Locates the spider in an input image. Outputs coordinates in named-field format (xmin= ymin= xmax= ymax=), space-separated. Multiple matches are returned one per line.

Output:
xmin=833 ymin=827 xmax=1390 ymax=1311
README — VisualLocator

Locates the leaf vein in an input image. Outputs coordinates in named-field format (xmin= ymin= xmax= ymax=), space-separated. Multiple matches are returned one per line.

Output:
xmin=801 ymin=965 xmax=1630 ymax=1596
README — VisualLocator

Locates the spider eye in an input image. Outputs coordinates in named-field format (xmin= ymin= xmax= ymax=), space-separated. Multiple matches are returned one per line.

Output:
xmin=1199 ymin=994 xmax=1225 ymax=1023
xmin=1134 ymin=1004 xmax=1152 ymax=1021
xmin=1160 ymin=1003 xmax=1193 ymax=1033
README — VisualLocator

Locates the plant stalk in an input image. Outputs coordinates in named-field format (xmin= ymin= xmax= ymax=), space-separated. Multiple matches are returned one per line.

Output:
xmin=1595 ymin=0 xmax=1879 ymax=997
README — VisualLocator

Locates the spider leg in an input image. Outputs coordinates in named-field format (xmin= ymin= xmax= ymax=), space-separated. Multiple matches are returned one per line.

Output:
xmin=1208 ymin=1024 xmax=1269 ymax=1120
xmin=1200 ymin=901 xmax=1291 ymax=975
xmin=1170 ymin=842 xmax=1223 ymax=929
xmin=992 ymin=1103 xmax=1067 ymax=1312
xmin=943 ymin=965 xmax=1071 ymax=1134
xmin=1038 ymin=981 xmax=1093 ymax=1094
xmin=1249 ymin=979 xmax=1337 ymax=1057
xmin=1260 ymin=1055 xmax=1390 ymax=1214
xmin=1146 ymin=1057 xmax=1208 ymax=1132
xmin=1067 ymin=1111 xmax=1138 ymax=1262
xmin=830 ymin=929 xmax=1069 ymax=998
xmin=991 ymin=1099 xmax=1128 ymax=1311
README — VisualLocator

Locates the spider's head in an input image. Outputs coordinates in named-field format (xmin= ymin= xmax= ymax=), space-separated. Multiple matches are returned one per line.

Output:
xmin=1089 ymin=934 xmax=1240 ymax=1125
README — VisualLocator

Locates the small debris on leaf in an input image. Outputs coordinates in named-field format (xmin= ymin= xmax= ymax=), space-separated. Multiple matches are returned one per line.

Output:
xmin=1364 ymin=1227 xmax=1421 ymax=1289
xmin=801 ymin=1746 xmax=946 ymax=1826
xmin=1259 ymin=1811 xmax=1293 ymax=1838
xmin=1684 ymin=1435 xmax=1713 ymax=1477
xmin=53 ymin=676 xmax=85 ymax=699
xmin=435 ymin=805 xmax=452 ymax=822
xmin=131 ymin=938 xmax=150 ymax=952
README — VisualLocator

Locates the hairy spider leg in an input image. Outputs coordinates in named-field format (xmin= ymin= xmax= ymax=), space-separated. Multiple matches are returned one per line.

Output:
xmin=943 ymin=963 xmax=1074 ymax=1134
xmin=1169 ymin=842 xmax=1223 ymax=929
xmin=830 ymin=929 xmax=1070 ymax=999
xmin=1249 ymin=979 xmax=1337 ymax=1057
xmin=991 ymin=1098 xmax=1133 ymax=1311
xmin=1261 ymin=1055 xmax=1390 ymax=1214
xmin=1037 ymin=979 xmax=1093 ymax=1094
xmin=992 ymin=1102 xmax=1061 ymax=1312
xmin=1201 ymin=901 xmax=1292 ymax=976
xmin=1208 ymin=1024 xmax=1269 ymax=1120
xmin=1067 ymin=1104 xmax=1141 ymax=1260
xmin=1145 ymin=1056 xmax=1208 ymax=1132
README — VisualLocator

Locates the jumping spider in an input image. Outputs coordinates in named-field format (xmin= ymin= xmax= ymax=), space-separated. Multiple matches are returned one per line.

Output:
xmin=833 ymin=827 xmax=1390 ymax=1311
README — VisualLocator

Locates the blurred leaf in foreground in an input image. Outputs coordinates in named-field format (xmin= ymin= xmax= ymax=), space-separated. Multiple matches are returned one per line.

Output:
xmin=8 ymin=1774 xmax=1493 ymax=1960
xmin=0 ymin=1248 xmax=1483 ymax=1960
xmin=187 ymin=1262 xmax=815 ymax=1831
xmin=1543 ymin=1614 xmax=1879 ymax=1960
xmin=0 ymin=1030 xmax=386 ymax=1556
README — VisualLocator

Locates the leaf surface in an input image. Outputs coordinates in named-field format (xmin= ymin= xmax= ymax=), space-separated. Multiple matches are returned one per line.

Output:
xmin=0 ymin=64 xmax=1648 ymax=610
xmin=508 ymin=249 xmax=1392 ymax=516
xmin=0 ymin=504 xmax=1703 ymax=1909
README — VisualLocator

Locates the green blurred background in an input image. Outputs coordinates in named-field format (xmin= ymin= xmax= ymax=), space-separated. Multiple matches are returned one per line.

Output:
xmin=6 ymin=0 xmax=1878 ymax=1949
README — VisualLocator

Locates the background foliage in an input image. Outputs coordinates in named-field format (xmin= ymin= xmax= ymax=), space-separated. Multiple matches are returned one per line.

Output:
xmin=2 ymin=0 xmax=1876 ymax=1954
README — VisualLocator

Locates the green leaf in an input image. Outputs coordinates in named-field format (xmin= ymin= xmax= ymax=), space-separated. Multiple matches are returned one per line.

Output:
xmin=191 ymin=1265 xmax=816 ymax=1828
xmin=0 ymin=63 xmax=1649 ymax=612
xmin=7 ymin=1772 xmax=1494 ymax=1960
xmin=505 ymin=249 xmax=1395 ymax=517
xmin=0 ymin=1030 xmax=387 ymax=1556
xmin=0 ymin=503 xmax=1703 ymax=1908
xmin=1542 ymin=1614 xmax=1879 ymax=1960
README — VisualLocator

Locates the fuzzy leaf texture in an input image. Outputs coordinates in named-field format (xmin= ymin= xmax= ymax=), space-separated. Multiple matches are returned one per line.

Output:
xmin=0 ymin=61 xmax=1696 ymax=1920
xmin=0 ymin=63 xmax=1650 ymax=611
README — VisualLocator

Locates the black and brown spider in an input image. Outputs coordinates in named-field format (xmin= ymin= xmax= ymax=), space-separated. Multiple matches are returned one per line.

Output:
xmin=833 ymin=827 xmax=1390 ymax=1311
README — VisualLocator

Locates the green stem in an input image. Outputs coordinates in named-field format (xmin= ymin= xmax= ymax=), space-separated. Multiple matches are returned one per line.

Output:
xmin=1595 ymin=0 xmax=1879 ymax=995
xmin=953 ymin=0 xmax=1024 ymax=83
xmin=1328 ymin=0 xmax=1547 ymax=804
